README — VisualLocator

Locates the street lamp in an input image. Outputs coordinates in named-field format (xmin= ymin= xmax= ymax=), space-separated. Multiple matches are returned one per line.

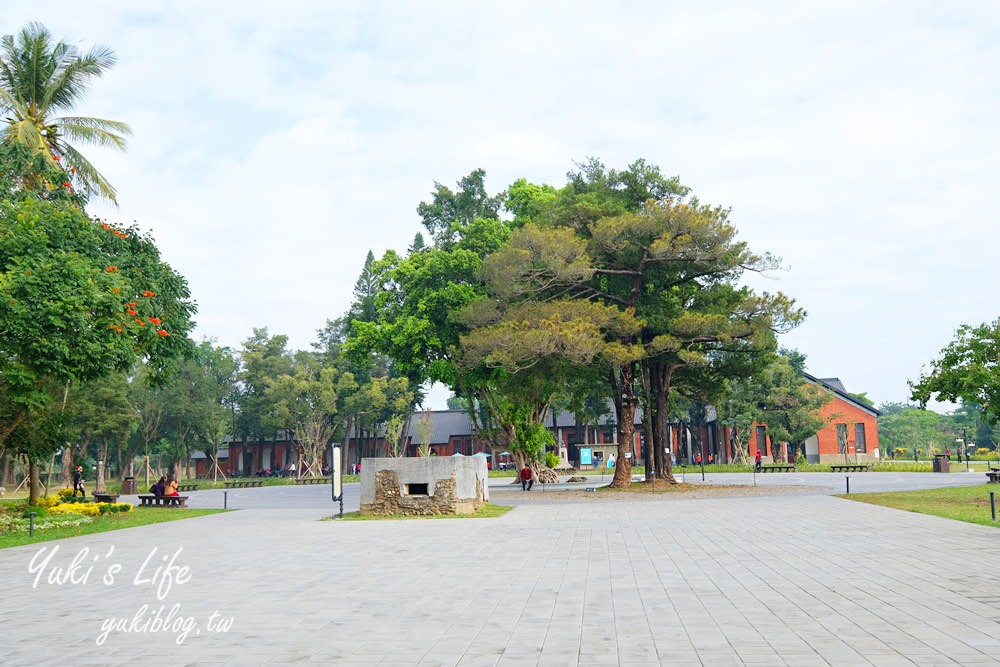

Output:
xmin=957 ymin=427 xmax=969 ymax=472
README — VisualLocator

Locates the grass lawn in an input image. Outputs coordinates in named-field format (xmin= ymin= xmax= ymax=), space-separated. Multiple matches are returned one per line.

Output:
xmin=840 ymin=484 xmax=1000 ymax=527
xmin=0 ymin=503 xmax=227 ymax=549
xmin=335 ymin=502 xmax=513 ymax=521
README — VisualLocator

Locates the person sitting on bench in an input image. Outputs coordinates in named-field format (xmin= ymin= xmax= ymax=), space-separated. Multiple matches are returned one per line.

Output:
xmin=164 ymin=475 xmax=179 ymax=497
xmin=150 ymin=476 xmax=166 ymax=496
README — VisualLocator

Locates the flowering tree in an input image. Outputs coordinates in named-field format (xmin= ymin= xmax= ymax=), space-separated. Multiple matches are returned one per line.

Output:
xmin=0 ymin=144 xmax=195 ymax=502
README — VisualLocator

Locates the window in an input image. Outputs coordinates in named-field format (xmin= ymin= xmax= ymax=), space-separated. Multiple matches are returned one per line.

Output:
xmin=855 ymin=423 xmax=867 ymax=453
xmin=756 ymin=425 xmax=768 ymax=456
xmin=836 ymin=424 xmax=848 ymax=454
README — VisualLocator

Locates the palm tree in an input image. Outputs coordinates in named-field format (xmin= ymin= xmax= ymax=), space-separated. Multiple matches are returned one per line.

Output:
xmin=0 ymin=22 xmax=131 ymax=203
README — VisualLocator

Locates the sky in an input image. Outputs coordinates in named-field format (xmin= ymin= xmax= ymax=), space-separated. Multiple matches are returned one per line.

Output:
xmin=6 ymin=1 xmax=999 ymax=410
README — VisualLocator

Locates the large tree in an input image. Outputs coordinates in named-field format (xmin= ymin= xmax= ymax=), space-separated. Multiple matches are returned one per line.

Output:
xmin=477 ymin=160 xmax=802 ymax=486
xmin=269 ymin=350 xmax=357 ymax=477
xmin=0 ymin=147 xmax=194 ymax=503
xmin=0 ymin=22 xmax=131 ymax=203
xmin=910 ymin=319 xmax=1000 ymax=426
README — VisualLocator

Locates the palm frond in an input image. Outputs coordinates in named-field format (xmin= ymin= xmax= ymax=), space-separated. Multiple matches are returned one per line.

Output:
xmin=56 ymin=140 xmax=119 ymax=205
xmin=43 ymin=45 xmax=116 ymax=112
xmin=56 ymin=118 xmax=130 ymax=151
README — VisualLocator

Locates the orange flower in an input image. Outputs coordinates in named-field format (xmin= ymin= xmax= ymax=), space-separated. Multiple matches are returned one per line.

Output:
xmin=52 ymin=155 xmax=60 ymax=162
xmin=157 ymin=329 xmax=169 ymax=337
xmin=112 ymin=287 xmax=120 ymax=293
xmin=134 ymin=319 xmax=145 ymax=325
xmin=61 ymin=182 xmax=72 ymax=189
xmin=148 ymin=317 xmax=161 ymax=325
xmin=106 ymin=266 xmax=117 ymax=272
xmin=127 ymin=309 xmax=137 ymax=316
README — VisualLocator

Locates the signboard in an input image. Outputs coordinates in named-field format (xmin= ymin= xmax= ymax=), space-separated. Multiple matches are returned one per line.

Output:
xmin=579 ymin=448 xmax=593 ymax=465
xmin=331 ymin=446 xmax=343 ymax=517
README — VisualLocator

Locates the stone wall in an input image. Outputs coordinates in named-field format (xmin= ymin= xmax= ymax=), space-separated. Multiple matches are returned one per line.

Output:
xmin=360 ymin=457 xmax=488 ymax=516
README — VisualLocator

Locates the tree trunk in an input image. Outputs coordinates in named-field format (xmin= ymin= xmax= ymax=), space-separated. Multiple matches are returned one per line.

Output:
xmin=97 ymin=439 xmax=112 ymax=493
xmin=60 ymin=444 xmax=74 ymax=488
xmin=28 ymin=457 xmax=41 ymax=505
xmin=609 ymin=364 xmax=637 ymax=489
xmin=0 ymin=449 xmax=11 ymax=486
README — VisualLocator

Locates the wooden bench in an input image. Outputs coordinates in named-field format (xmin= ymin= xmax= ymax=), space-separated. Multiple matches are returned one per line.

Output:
xmin=92 ymin=493 xmax=119 ymax=504
xmin=760 ymin=465 xmax=795 ymax=473
xmin=224 ymin=480 xmax=264 ymax=489
xmin=986 ymin=471 xmax=1000 ymax=484
xmin=830 ymin=464 xmax=870 ymax=473
xmin=294 ymin=477 xmax=328 ymax=485
xmin=177 ymin=484 xmax=198 ymax=492
xmin=137 ymin=494 xmax=188 ymax=507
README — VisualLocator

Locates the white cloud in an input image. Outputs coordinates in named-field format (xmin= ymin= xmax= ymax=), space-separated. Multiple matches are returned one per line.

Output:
xmin=6 ymin=0 xmax=1000 ymax=408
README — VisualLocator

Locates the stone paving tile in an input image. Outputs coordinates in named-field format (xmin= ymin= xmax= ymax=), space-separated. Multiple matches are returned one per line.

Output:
xmin=4 ymin=489 xmax=1000 ymax=665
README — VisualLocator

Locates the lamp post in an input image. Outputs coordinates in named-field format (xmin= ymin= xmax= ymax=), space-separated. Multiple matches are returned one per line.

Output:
xmin=957 ymin=427 xmax=968 ymax=472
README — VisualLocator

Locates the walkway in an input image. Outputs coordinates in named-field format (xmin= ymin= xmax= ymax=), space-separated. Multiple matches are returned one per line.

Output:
xmin=2 ymin=474 xmax=999 ymax=666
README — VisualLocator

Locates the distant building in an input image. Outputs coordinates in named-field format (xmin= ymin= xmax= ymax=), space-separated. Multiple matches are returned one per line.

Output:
xmin=190 ymin=373 xmax=879 ymax=475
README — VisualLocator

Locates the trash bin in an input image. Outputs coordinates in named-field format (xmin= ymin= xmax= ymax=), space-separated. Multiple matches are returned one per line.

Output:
xmin=122 ymin=476 xmax=137 ymax=494
xmin=933 ymin=454 xmax=950 ymax=473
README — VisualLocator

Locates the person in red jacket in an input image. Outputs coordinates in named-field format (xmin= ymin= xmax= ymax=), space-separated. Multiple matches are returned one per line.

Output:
xmin=519 ymin=465 xmax=533 ymax=491
xmin=754 ymin=449 xmax=762 ymax=472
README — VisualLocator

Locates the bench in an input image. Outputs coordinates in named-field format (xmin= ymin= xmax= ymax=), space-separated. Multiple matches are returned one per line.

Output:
xmin=92 ymin=493 xmax=119 ymax=504
xmin=986 ymin=471 xmax=1000 ymax=484
xmin=830 ymin=464 xmax=870 ymax=473
xmin=224 ymin=480 xmax=264 ymax=489
xmin=177 ymin=483 xmax=198 ymax=492
xmin=760 ymin=465 xmax=795 ymax=473
xmin=137 ymin=494 xmax=188 ymax=508
xmin=293 ymin=477 xmax=328 ymax=485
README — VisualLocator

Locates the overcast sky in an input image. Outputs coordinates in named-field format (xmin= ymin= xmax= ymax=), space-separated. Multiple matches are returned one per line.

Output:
xmin=7 ymin=1 xmax=998 ymax=410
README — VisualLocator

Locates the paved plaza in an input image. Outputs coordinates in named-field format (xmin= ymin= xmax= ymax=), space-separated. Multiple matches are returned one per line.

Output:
xmin=2 ymin=473 xmax=1000 ymax=666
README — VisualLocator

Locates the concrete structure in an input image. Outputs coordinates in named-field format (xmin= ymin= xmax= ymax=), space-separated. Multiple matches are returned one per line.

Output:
xmin=359 ymin=456 xmax=488 ymax=516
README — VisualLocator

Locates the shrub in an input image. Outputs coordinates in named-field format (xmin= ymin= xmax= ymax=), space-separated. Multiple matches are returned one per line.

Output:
xmin=49 ymin=502 xmax=101 ymax=517
xmin=22 ymin=506 xmax=48 ymax=518
xmin=57 ymin=487 xmax=75 ymax=498
xmin=34 ymin=495 xmax=61 ymax=509
xmin=544 ymin=452 xmax=560 ymax=469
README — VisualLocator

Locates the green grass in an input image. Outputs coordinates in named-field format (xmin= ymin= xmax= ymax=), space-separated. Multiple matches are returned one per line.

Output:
xmin=334 ymin=502 xmax=513 ymax=521
xmin=0 ymin=503 xmax=228 ymax=549
xmin=840 ymin=484 xmax=1000 ymax=527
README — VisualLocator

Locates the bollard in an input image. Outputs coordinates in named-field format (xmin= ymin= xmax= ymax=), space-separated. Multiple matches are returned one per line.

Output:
xmin=224 ymin=490 xmax=228 ymax=510
xmin=991 ymin=491 xmax=996 ymax=522
xmin=29 ymin=511 xmax=35 ymax=537
xmin=846 ymin=476 xmax=850 ymax=495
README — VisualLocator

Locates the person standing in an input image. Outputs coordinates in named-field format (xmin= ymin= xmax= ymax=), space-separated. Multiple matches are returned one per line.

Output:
xmin=520 ymin=465 xmax=534 ymax=491
xmin=72 ymin=465 xmax=85 ymax=497
xmin=288 ymin=461 xmax=296 ymax=478
xmin=754 ymin=449 xmax=762 ymax=473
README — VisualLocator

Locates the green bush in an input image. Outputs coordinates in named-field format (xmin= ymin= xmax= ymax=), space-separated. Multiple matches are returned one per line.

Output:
xmin=544 ymin=452 xmax=560 ymax=469
xmin=22 ymin=506 xmax=47 ymax=518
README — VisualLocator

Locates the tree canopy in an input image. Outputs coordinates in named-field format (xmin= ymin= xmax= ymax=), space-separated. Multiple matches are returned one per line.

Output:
xmin=910 ymin=319 xmax=1000 ymax=425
